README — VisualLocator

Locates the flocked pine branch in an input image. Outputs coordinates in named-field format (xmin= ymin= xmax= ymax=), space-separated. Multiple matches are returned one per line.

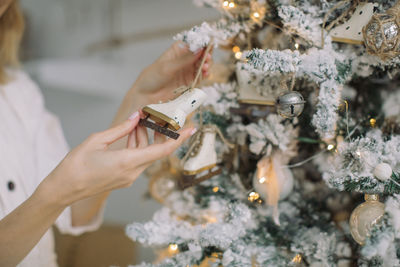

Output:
xmin=243 ymin=46 xmax=351 ymax=140
xmin=174 ymin=19 xmax=246 ymax=51
xmin=323 ymin=130 xmax=400 ymax=194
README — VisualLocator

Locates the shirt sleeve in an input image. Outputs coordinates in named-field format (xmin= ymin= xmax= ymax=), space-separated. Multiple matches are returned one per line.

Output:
xmin=32 ymin=81 xmax=104 ymax=236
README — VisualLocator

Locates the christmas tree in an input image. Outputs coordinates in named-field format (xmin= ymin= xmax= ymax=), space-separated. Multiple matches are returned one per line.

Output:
xmin=126 ymin=1 xmax=400 ymax=266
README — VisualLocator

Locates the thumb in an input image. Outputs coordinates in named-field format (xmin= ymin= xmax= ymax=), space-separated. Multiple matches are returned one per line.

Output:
xmin=168 ymin=44 xmax=204 ymax=74
xmin=98 ymin=111 xmax=140 ymax=145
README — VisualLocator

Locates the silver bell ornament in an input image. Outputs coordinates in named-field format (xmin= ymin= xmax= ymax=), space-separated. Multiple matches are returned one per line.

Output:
xmin=349 ymin=194 xmax=385 ymax=245
xmin=276 ymin=91 xmax=305 ymax=118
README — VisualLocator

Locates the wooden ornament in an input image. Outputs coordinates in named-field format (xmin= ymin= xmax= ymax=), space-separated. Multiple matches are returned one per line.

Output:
xmin=236 ymin=63 xmax=282 ymax=106
xmin=330 ymin=3 xmax=377 ymax=45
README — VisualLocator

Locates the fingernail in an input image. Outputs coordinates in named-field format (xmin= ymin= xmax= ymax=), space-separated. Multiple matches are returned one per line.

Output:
xmin=190 ymin=128 xmax=197 ymax=136
xmin=129 ymin=111 xmax=139 ymax=121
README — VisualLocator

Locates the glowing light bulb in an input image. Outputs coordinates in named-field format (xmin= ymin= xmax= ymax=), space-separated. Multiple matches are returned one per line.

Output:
xmin=232 ymin=45 xmax=240 ymax=53
xmin=356 ymin=151 xmax=361 ymax=157
xmin=370 ymin=118 xmax=376 ymax=127
xmin=212 ymin=186 xmax=219 ymax=193
xmin=235 ymin=51 xmax=242 ymax=59
xmin=248 ymin=191 xmax=260 ymax=202
xmin=327 ymin=144 xmax=335 ymax=151
xmin=292 ymin=254 xmax=302 ymax=263
xmin=223 ymin=1 xmax=229 ymax=7
xmin=253 ymin=12 xmax=260 ymax=18
xmin=228 ymin=2 xmax=235 ymax=8
xmin=259 ymin=177 xmax=266 ymax=184
xmin=294 ymin=43 xmax=299 ymax=50
xmin=168 ymin=244 xmax=178 ymax=252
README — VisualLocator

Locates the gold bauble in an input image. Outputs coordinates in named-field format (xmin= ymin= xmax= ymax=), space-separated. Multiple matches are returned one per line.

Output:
xmin=349 ymin=194 xmax=385 ymax=245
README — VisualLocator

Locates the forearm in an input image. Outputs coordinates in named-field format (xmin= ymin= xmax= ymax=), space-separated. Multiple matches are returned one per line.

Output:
xmin=0 ymin=184 xmax=65 ymax=267
xmin=70 ymin=192 xmax=109 ymax=227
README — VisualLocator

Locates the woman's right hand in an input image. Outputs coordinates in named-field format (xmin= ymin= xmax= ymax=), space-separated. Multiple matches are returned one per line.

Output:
xmin=37 ymin=111 xmax=195 ymax=208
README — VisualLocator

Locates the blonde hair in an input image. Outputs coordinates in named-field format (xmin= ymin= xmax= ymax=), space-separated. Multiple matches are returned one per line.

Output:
xmin=0 ymin=0 xmax=24 ymax=84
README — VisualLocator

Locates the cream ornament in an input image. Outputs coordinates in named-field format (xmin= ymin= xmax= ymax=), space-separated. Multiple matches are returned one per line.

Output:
xmin=236 ymin=63 xmax=278 ymax=106
xmin=180 ymin=124 xmax=234 ymax=189
xmin=349 ymin=194 xmax=385 ymax=245
xmin=252 ymin=153 xmax=294 ymax=225
xmin=330 ymin=3 xmax=377 ymax=45
xmin=373 ymin=162 xmax=393 ymax=181
xmin=143 ymin=88 xmax=207 ymax=131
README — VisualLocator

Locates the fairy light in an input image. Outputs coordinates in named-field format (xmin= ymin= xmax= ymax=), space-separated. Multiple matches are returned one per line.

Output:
xmin=232 ymin=45 xmax=240 ymax=53
xmin=168 ymin=244 xmax=178 ymax=253
xmin=294 ymin=43 xmax=300 ymax=50
xmin=356 ymin=151 xmax=361 ymax=157
xmin=228 ymin=2 xmax=235 ymax=8
xmin=223 ymin=1 xmax=229 ymax=7
xmin=327 ymin=144 xmax=335 ymax=151
xmin=235 ymin=51 xmax=242 ymax=59
xmin=248 ymin=191 xmax=260 ymax=202
xmin=292 ymin=254 xmax=302 ymax=263
xmin=212 ymin=186 xmax=219 ymax=193
xmin=253 ymin=12 xmax=260 ymax=18
xmin=259 ymin=177 xmax=266 ymax=184
xmin=370 ymin=118 xmax=377 ymax=127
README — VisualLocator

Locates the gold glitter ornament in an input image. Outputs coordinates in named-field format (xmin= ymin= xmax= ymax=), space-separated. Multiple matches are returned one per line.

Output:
xmin=349 ymin=194 xmax=385 ymax=245
xmin=363 ymin=1 xmax=400 ymax=60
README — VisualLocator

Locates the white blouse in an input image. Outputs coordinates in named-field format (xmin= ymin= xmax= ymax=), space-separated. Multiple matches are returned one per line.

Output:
xmin=0 ymin=69 xmax=103 ymax=267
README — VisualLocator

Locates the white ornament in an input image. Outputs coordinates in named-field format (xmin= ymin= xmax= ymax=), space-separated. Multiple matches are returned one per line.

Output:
xmin=183 ymin=130 xmax=217 ymax=175
xmin=143 ymin=88 xmax=207 ymax=130
xmin=330 ymin=3 xmax=377 ymax=44
xmin=373 ymin=163 xmax=393 ymax=181
xmin=252 ymin=155 xmax=293 ymax=201
xmin=236 ymin=63 xmax=282 ymax=105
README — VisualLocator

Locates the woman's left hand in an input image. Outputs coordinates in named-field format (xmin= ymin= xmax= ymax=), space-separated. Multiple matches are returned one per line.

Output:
xmin=132 ymin=41 xmax=213 ymax=105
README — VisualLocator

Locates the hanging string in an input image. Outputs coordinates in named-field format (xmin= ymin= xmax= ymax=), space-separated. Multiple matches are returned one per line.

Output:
xmin=321 ymin=0 xmax=359 ymax=48
xmin=174 ymin=40 xmax=214 ymax=95
xmin=181 ymin=124 xmax=234 ymax=165
xmin=280 ymin=72 xmax=296 ymax=91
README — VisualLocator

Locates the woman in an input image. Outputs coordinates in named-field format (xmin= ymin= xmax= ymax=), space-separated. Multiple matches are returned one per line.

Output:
xmin=0 ymin=1 xmax=212 ymax=266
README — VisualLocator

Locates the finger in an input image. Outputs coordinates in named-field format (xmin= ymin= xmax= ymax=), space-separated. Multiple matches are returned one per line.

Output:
xmin=127 ymin=129 xmax=137 ymax=148
xmin=96 ymin=111 xmax=139 ymax=145
xmin=153 ymin=131 xmax=166 ymax=144
xmin=134 ymin=127 xmax=196 ymax=165
xmin=136 ymin=125 xmax=149 ymax=148
xmin=202 ymin=63 xmax=209 ymax=72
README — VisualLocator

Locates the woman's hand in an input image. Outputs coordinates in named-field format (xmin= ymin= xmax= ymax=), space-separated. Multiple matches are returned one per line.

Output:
xmin=132 ymin=41 xmax=213 ymax=105
xmin=38 ymin=111 xmax=195 ymax=207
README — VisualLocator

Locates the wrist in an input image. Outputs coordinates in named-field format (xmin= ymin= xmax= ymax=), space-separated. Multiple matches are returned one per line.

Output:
xmin=128 ymin=83 xmax=151 ymax=107
xmin=34 ymin=174 xmax=72 ymax=210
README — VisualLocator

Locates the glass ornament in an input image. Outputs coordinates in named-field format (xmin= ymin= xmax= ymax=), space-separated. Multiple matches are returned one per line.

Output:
xmin=349 ymin=194 xmax=385 ymax=245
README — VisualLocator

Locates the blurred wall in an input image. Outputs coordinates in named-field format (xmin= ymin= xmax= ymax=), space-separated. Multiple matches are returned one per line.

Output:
xmin=19 ymin=0 xmax=218 ymax=263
